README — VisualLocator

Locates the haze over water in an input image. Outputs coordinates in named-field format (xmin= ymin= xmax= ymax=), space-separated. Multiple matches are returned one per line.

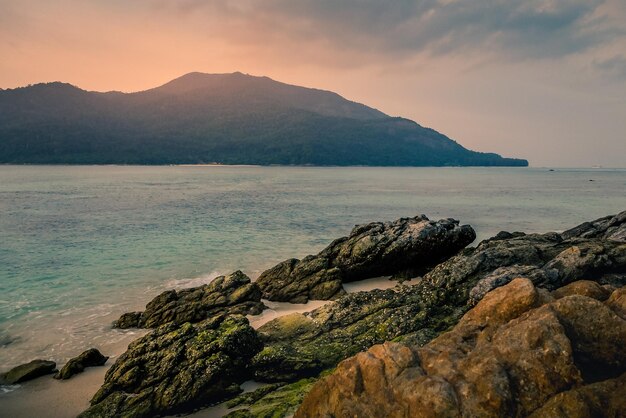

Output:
xmin=1 ymin=165 xmax=625 ymax=369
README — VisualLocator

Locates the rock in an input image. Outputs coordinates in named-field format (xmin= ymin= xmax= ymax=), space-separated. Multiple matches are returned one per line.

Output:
xmin=113 ymin=311 xmax=142 ymax=329
xmin=549 ymin=295 xmax=626 ymax=382
xmin=296 ymin=279 xmax=626 ymax=418
xmin=606 ymin=287 xmax=626 ymax=319
xmin=113 ymin=270 xmax=265 ymax=328
xmin=528 ymin=373 xmax=626 ymax=418
xmin=552 ymin=280 xmax=611 ymax=301
xmin=460 ymin=277 xmax=546 ymax=330
xmin=225 ymin=383 xmax=286 ymax=408
xmin=426 ymin=231 xmax=567 ymax=294
xmin=80 ymin=315 xmax=263 ymax=418
xmin=86 ymin=212 xmax=626 ymax=418
xmin=54 ymin=348 xmax=109 ymax=380
xmin=224 ymin=378 xmax=318 ymax=418
xmin=0 ymin=359 xmax=57 ymax=384
xmin=256 ymin=215 xmax=476 ymax=303
xmin=468 ymin=264 xmax=555 ymax=305
xmin=561 ymin=210 xmax=626 ymax=242
xmin=427 ymin=214 xmax=626 ymax=306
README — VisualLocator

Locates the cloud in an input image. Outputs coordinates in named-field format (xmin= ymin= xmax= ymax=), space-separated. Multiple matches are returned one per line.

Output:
xmin=149 ymin=0 xmax=624 ymax=60
xmin=594 ymin=55 xmax=626 ymax=79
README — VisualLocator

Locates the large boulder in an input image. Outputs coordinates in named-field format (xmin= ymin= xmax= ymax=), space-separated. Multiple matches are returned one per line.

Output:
xmin=552 ymin=280 xmax=611 ymax=301
xmin=54 ymin=348 xmax=109 ymax=380
xmin=256 ymin=215 xmax=476 ymax=303
xmin=0 ymin=359 xmax=57 ymax=384
xmin=80 ymin=315 xmax=263 ymax=418
xmin=113 ymin=270 xmax=265 ymax=328
xmin=296 ymin=278 xmax=626 ymax=417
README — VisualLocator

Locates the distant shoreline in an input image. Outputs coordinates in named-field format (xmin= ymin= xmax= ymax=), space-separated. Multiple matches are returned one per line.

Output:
xmin=0 ymin=163 xmax=535 ymax=168
xmin=2 ymin=164 xmax=626 ymax=169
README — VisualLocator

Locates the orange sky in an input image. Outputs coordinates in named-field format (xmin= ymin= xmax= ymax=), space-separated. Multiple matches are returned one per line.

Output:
xmin=1 ymin=0 xmax=625 ymax=167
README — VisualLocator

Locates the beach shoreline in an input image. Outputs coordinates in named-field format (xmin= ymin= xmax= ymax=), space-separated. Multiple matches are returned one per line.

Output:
xmin=0 ymin=276 xmax=397 ymax=417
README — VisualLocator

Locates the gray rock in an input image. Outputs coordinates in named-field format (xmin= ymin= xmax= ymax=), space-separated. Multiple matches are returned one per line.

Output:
xmin=561 ymin=210 xmax=626 ymax=242
xmin=0 ymin=360 xmax=56 ymax=384
xmin=427 ymin=215 xmax=626 ymax=307
xmin=54 ymin=348 xmax=109 ymax=380
xmin=113 ymin=270 xmax=265 ymax=329
xmin=81 ymin=315 xmax=263 ymax=418
xmin=256 ymin=215 xmax=476 ymax=303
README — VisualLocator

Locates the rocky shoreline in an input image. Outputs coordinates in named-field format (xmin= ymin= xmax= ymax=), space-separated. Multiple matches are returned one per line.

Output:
xmin=2 ymin=211 xmax=625 ymax=417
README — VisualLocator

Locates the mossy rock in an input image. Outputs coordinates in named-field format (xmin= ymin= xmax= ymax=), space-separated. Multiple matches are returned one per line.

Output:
xmin=80 ymin=315 xmax=262 ymax=418
xmin=224 ymin=378 xmax=319 ymax=418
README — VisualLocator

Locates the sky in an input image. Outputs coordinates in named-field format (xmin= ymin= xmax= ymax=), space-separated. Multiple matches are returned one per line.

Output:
xmin=1 ymin=0 xmax=625 ymax=167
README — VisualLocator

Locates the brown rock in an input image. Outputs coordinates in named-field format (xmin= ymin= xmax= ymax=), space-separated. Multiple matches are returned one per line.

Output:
xmin=606 ymin=287 xmax=626 ymax=319
xmin=552 ymin=280 xmax=611 ymax=301
xmin=549 ymin=295 xmax=626 ymax=382
xmin=529 ymin=372 xmax=626 ymax=418
xmin=459 ymin=277 xmax=542 ymax=330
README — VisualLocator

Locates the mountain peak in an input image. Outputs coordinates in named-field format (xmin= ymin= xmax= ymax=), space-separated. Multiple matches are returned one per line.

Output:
xmin=145 ymin=72 xmax=387 ymax=120
xmin=153 ymin=71 xmax=265 ymax=94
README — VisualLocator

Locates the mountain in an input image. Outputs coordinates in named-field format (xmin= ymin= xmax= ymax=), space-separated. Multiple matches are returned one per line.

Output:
xmin=0 ymin=72 xmax=528 ymax=166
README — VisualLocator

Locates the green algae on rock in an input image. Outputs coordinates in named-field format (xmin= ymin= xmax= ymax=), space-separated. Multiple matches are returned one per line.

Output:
xmin=224 ymin=377 xmax=319 ymax=418
xmin=80 ymin=315 xmax=262 ymax=418
xmin=0 ymin=359 xmax=56 ymax=384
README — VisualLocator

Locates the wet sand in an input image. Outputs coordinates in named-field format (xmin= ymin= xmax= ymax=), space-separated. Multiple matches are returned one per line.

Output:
xmin=0 ymin=276 xmax=400 ymax=417
xmin=0 ymin=332 xmax=144 ymax=418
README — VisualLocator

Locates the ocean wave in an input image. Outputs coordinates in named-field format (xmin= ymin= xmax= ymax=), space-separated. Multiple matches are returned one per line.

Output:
xmin=164 ymin=271 xmax=224 ymax=290
xmin=0 ymin=384 xmax=21 ymax=394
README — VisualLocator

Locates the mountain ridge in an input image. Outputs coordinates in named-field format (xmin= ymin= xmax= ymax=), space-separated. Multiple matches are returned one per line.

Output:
xmin=0 ymin=72 xmax=528 ymax=166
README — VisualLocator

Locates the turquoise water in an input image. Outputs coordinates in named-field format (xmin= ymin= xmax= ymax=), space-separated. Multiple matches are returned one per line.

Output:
xmin=1 ymin=165 xmax=625 ymax=368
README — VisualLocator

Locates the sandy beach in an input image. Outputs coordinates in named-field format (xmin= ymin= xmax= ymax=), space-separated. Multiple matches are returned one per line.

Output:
xmin=0 ymin=334 xmax=140 ymax=418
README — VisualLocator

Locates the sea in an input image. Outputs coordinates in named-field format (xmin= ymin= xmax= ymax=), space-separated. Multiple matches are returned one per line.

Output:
xmin=1 ymin=165 xmax=625 ymax=370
